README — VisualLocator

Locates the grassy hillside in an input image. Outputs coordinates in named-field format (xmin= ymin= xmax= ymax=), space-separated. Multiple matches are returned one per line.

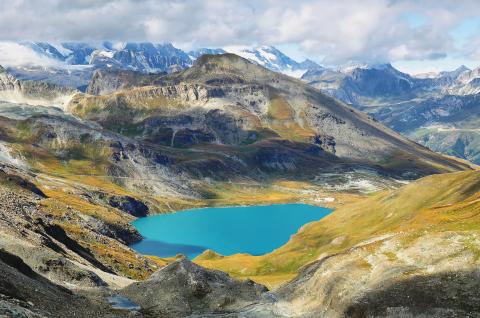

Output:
xmin=196 ymin=170 xmax=480 ymax=288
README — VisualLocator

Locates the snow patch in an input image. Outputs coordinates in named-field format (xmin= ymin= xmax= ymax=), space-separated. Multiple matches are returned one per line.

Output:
xmin=314 ymin=197 xmax=335 ymax=203
xmin=258 ymin=47 xmax=277 ymax=61
xmin=282 ymin=68 xmax=308 ymax=78
xmin=97 ymin=50 xmax=115 ymax=58
xmin=50 ymin=43 xmax=72 ymax=57
xmin=112 ymin=42 xmax=127 ymax=50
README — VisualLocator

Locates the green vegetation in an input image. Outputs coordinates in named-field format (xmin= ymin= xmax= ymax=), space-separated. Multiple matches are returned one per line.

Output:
xmin=266 ymin=96 xmax=315 ymax=142
xmin=408 ymin=127 xmax=480 ymax=165
xmin=68 ymin=87 xmax=184 ymax=119
xmin=196 ymin=170 xmax=480 ymax=287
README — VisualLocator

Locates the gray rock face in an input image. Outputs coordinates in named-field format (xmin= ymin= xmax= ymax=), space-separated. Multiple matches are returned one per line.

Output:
xmin=0 ymin=248 xmax=136 ymax=318
xmin=270 ymin=232 xmax=480 ymax=318
xmin=122 ymin=259 xmax=268 ymax=317
xmin=86 ymin=68 xmax=166 ymax=95
xmin=89 ymin=42 xmax=193 ymax=73
xmin=107 ymin=195 xmax=149 ymax=217
xmin=0 ymin=250 xmax=88 ymax=318
xmin=344 ymin=270 xmax=480 ymax=318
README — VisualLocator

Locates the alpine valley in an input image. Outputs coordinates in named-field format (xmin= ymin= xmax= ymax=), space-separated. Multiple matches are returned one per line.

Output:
xmin=0 ymin=41 xmax=479 ymax=318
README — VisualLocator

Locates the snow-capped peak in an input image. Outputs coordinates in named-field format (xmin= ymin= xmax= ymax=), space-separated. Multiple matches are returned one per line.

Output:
xmin=8 ymin=41 xmax=325 ymax=77
xmin=223 ymin=45 xmax=322 ymax=78
xmin=339 ymin=61 xmax=393 ymax=73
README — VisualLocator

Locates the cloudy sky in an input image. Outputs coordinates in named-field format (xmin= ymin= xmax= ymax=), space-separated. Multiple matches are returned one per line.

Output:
xmin=0 ymin=0 xmax=479 ymax=73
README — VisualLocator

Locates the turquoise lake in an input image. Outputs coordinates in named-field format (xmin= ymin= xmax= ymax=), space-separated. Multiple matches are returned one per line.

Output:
xmin=130 ymin=203 xmax=332 ymax=259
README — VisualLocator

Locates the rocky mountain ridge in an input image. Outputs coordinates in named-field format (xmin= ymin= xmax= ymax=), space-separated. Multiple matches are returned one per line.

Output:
xmin=68 ymin=53 xmax=469 ymax=178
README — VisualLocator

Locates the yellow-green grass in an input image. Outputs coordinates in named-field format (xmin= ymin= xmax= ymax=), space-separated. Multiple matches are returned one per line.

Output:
xmin=266 ymin=97 xmax=316 ymax=142
xmin=195 ymin=170 xmax=480 ymax=288
xmin=19 ymin=142 xmax=110 ymax=176
xmin=16 ymin=140 xmax=141 ymax=197
xmin=144 ymin=255 xmax=178 ymax=268
xmin=68 ymin=86 xmax=185 ymax=118
xmin=40 ymin=187 xmax=132 ymax=224
xmin=194 ymin=180 xmax=359 ymax=210
xmin=379 ymin=149 xmax=471 ymax=174
xmin=145 ymin=180 xmax=361 ymax=214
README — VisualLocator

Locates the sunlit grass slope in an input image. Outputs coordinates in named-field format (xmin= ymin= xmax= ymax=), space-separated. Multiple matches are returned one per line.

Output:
xmin=196 ymin=170 xmax=480 ymax=288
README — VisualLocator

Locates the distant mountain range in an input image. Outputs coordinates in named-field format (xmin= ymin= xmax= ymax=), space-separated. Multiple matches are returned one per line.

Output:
xmin=6 ymin=42 xmax=323 ymax=96
xmin=13 ymin=41 xmax=322 ymax=78
xmin=4 ymin=41 xmax=480 ymax=164
xmin=302 ymin=61 xmax=480 ymax=164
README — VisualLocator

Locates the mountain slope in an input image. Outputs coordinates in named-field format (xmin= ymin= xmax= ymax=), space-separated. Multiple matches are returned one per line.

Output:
xmin=197 ymin=169 xmax=480 ymax=316
xmin=225 ymin=45 xmax=322 ymax=77
xmin=0 ymin=149 xmax=477 ymax=317
xmin=302 ymin=63 xmax=431 ymax=106
xmin=273 ymin=170 xmax=480 ymax=316
xmin=303 ymin=62 xmax=480 ymax=164
xmin=89 ymin=42 xmax=192 ymax=73
xmin=68 ymin=53 xmax=469 ymax=179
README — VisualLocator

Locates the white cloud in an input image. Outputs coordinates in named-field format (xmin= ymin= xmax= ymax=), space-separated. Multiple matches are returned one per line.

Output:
xmin=256 ymin=0 xmax=472 ymax=63
xmin=464 ymin=35 xmax=480 ymax=61
xmin=0 ymin=42 xmax=63 ymax=67
xmin=0 ymin=0 xmax=478 ymax=65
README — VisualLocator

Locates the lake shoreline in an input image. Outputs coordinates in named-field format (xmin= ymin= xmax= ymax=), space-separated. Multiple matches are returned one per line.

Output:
xmin=130 ymin=203 xmax=332 ymax=259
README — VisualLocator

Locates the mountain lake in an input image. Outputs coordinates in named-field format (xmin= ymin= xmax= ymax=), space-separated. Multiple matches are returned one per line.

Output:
xmin=130 ymin=203 xmax=332 ymax=259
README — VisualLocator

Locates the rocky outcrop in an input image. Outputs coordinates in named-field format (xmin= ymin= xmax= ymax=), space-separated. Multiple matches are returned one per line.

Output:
xmin=0 ymin=249 xmax=135 ymax=318
xmin=86 ymin=68 xmax=166 ymax=95
xmin=107 ymin=195 xmax=149 ymax=217
xmin=0 ymin=251 xmax=86 ymax=318
xmin=345 ymin=269 xmax=480 ymax=317
xmin=0 ymin=167 xmax=46 ymax=198
xmin=122 ymin=259 xmax=268 ymax=317
xmin=273 ymin=232 xmax=480 ymax=317
xmin=0 ymin=164 xmax=156 ymax=282
xmin=87 ymin=69 xmax=131 ymax=95
xmin=311 ymin=134 xmax=336 ymax=154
